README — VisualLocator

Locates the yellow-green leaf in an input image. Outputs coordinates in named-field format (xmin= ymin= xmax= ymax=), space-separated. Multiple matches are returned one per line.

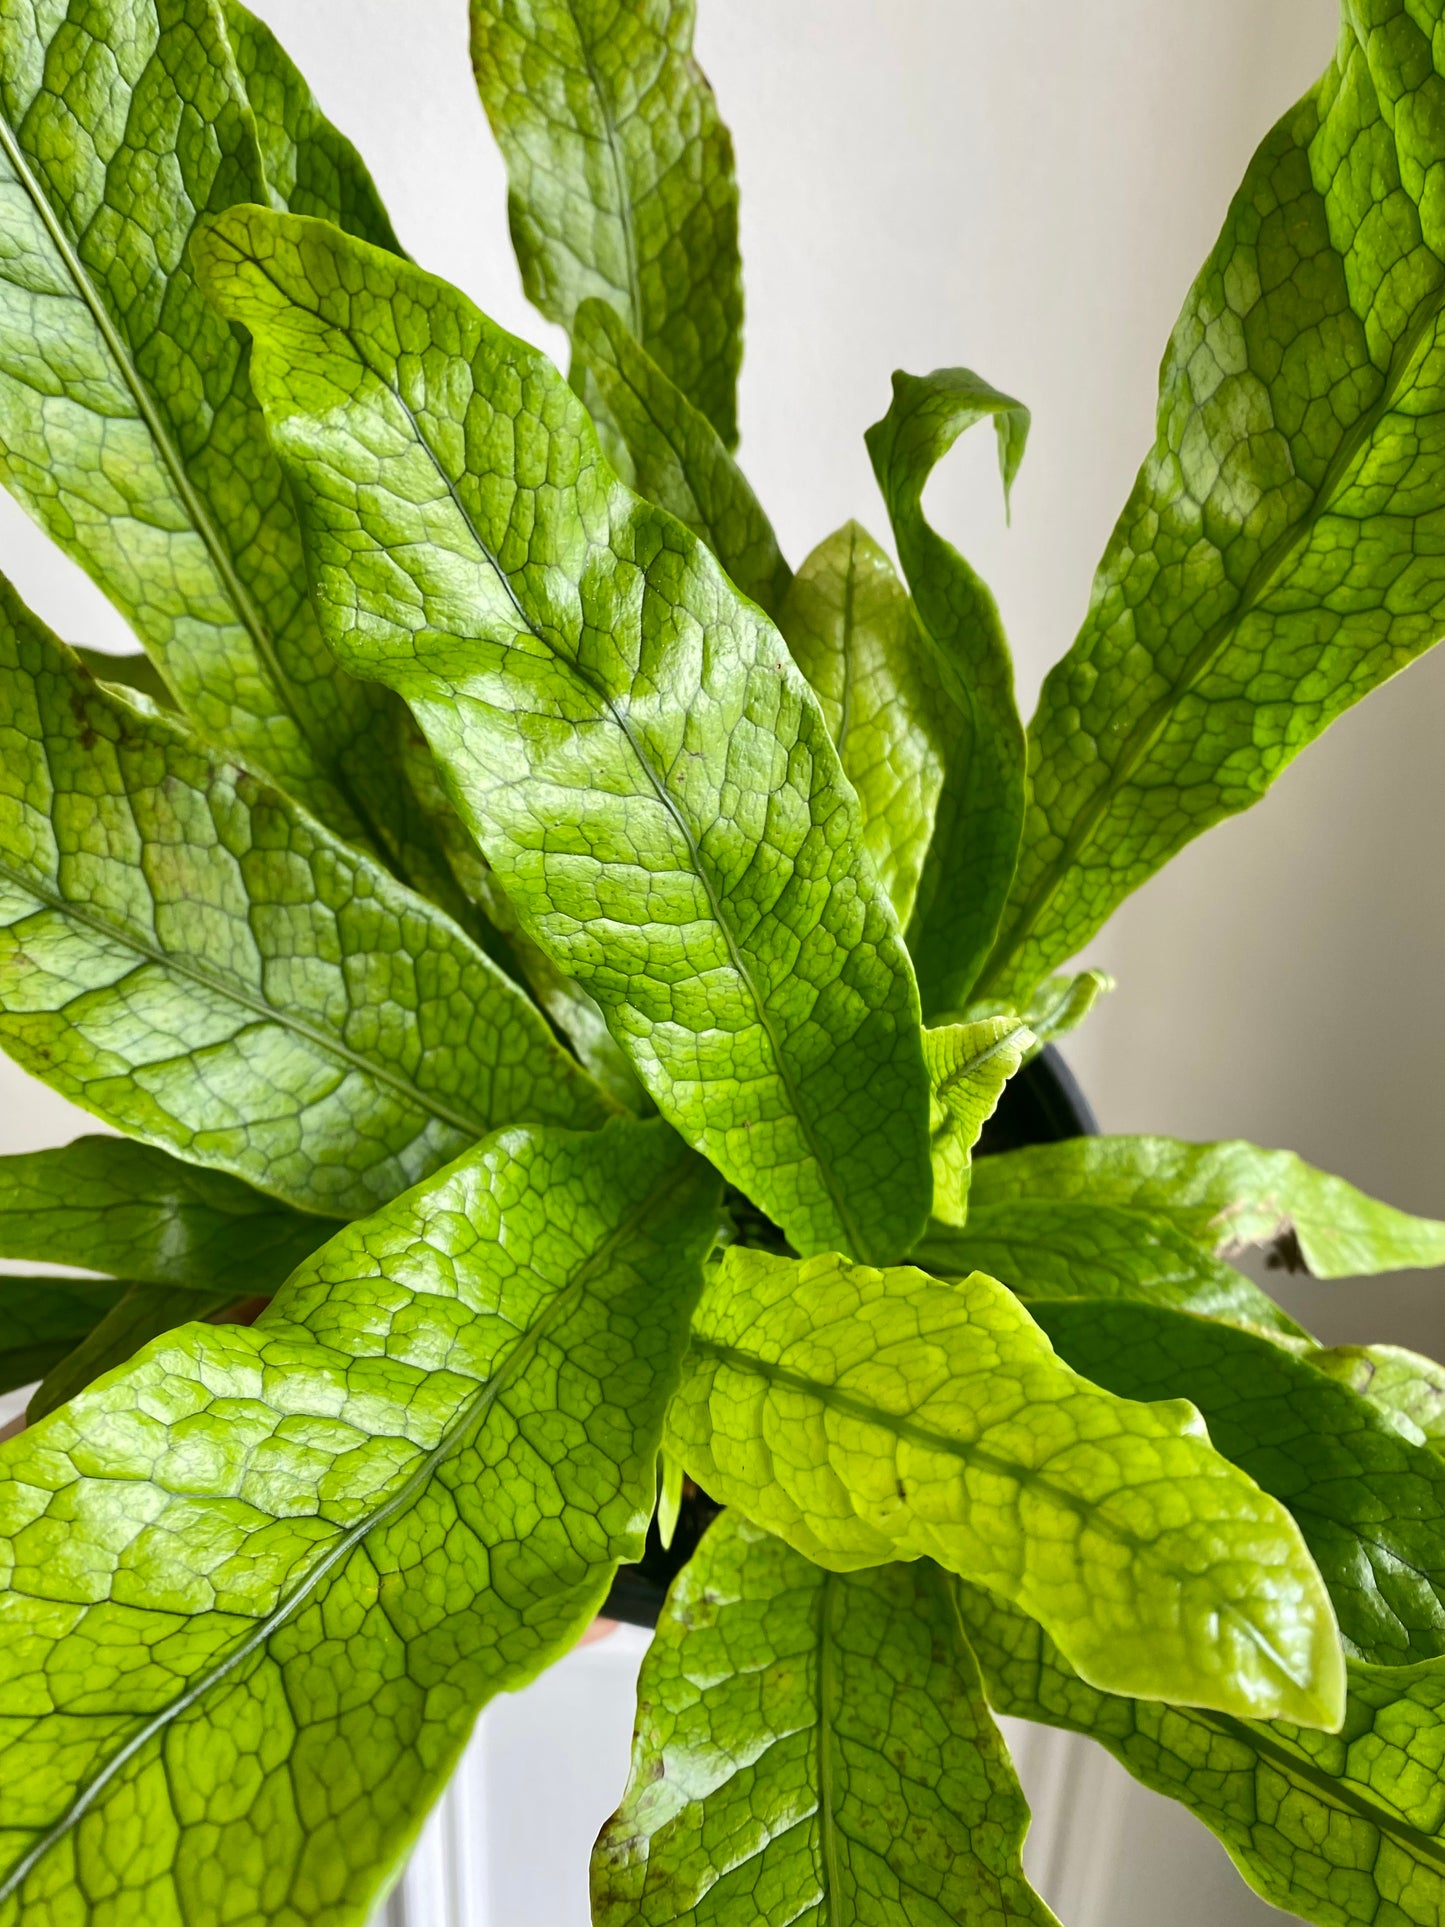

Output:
xmin=666 ymin=1244 xmax=1344 ymax=1725
xmin=196 ymin=206 xmax=932 ymax=1266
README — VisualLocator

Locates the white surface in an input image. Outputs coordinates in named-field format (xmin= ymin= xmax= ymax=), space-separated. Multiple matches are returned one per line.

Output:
xmin=6 ymin=1 xmax=1432 ymax=1921
xmin=376 ymin=1627 xmax=652 ymax=1927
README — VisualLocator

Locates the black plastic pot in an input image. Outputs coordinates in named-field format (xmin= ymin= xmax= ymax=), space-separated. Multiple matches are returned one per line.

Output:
xmin=600 ymin=1043 xmax=1098 ymax=1628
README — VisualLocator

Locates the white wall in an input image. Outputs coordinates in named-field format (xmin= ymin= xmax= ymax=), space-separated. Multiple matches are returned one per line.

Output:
xmin=7 ymin=3 xmax=1439 ymax=1923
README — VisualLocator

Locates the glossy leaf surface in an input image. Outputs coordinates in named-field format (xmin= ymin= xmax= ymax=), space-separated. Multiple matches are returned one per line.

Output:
xmin=960 ymin=1582 xmax=1445 ymax=1927
xmin=983 ymin=11 xmax=1445 ymax=1001
xmin=26 ymin=1282 xmax=232 ymax=1423
xmin=198 ymin=207 xmax=931 ymax=1266
xmin=666 ymin=1244 xmax=1343 ymax=1724
xmin=0 ymin=1117 xmax=717 ymax=1925
xmin=221 ymin=2 xmax=522 ymax=932
xmin=593 ymin=1511 xmax=1057 ymax=1926
xmin=914 ymin=1199 xmax=1310 ymax=1343
xmin=470 ymin=0 xmax=742 ymax=444
xmin=0 ymin=0 xmax=414 ymax=846
xmin=0 ymin=1277 xmax=126 ymax=1396
xmin=1035 ymin=1298 xmax=1445 ymax=1664
xmin=571 ymin=299 xmax=789 ymax=615
xmin=0 ymin=585 xmax=609 ymax=1217
xmin=866 ymin=369 xmax=1028 ymax=1014
xmin=0 ymin=1137 xmax=333 ymax=1295
xmin=391 ymin=707 xmax=648 ymax=1113
xmin=779 ymin=523 xmax=947 ymax=930
xmin=1308 ymin=1344 xmax=1445 ymax=1453
xmin=924 ymin=1016 xmax=1033 ymax=1228
xmin=969 ymin=1134 xmax=1445 ymax=1278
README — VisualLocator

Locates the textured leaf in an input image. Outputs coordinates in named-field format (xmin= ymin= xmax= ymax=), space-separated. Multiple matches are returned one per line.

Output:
xmin=913 ymin=1199 xmax=1310 ymax=1344
xmin=1308 ymin=1344 xmax=1445 ymax=1452
xmin=0 ymin=1116 xmax=718 ymax=1925
xmin=982 ymin=11 xmax=1445 ymax=1003
xmin=391 ymin=706 xmax=649 ymax=1112
xmin=593 ymin=1511 xmax=1057 ymax=1927
xmin=0 ymin=0 xmax=423 ymax=852
xmin=778 ymin=523 xmax=948 ymax=931
xmin=959 ymin=1581 xmax=1445 ymax=1927
xmin=1034 ymin=1297 xmax=1445 ymax=1665
xmin=0 ymin=1277 xmax=126 ymax=1396
xmin=0 ymin=1137 xmax=333 ymax=1296
xmin=197 ymin=207 xmax=931 ymax=1266
xmin=218 ymin=4 xmax=532 ymax=945
xmin=925 ymin=1016 xmax=1033 ymax=1228
xmin=469 ymin=0 xmax=742 ymax=445
xmin=0 ymin=582 xmax=610 ymax=1217
xmin=571 ymin=299 xmax=790 ymax=615
xmin=26 ymin=1282 xmax=231 ymax=1424
xmin=220 ymin=2 xmax=510 ymax=948
xmin=969 ymin=1134 xmax=1445 ymax=1278
xmin=865 ymin=369 xmax=1028 ymax=1015
xmin=221 ymin=0 xmax=402 ymax=252
xmin=666 ymin=1244 xmax=1344 ymax=1724
xmin=1014 ymin=967 xmax=1113 ymax=1052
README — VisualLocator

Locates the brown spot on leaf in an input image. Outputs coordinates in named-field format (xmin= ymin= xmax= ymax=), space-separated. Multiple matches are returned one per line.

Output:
xmin=1266 ymin=1225 xmax=1309 ymax=1274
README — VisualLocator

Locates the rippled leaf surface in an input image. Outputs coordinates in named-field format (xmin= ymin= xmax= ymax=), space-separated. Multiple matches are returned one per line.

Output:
xmin=0 ymin=581 xmax=608 ymax=1217
xmin=0 ymin=1137 xmax=333 ymax=1295
xmin=391 ymin=707 xmax=648 ymax=1113
xmin=779 ymin=523 xmax=946 ymax=931
xmin=593 ymin=1511 xmax=1057 ymax=1927
xmin=983 ymin=10 xmax=1445 ymax=1002
xmin=1035 ymin=1298 xmax=1445 ymax=1664
xmin=960 ymin=1581 xmax=1445 ymax=1927
xmin=1308 ymin=1344 xmax=1445 ymax=1453
xmin=26 ymin=1282 xmax=232 ymax=1423
xmin=666 ymin=1244 xmax=1343 ymax=1723
xmin=221 ymin=1 xmax=528 ymax=936
xmin=0 ymin=1116 xmax=717 ymax=1926
xmin=914 ymin=1199 xmax=1309 ymax=1343
xmin=198 ymin=206 xmax=931 ymax=1265
xmin=470 ymin=0 xmax=742 ymax=444
xmin=866 ymin=369 xmax=1028 ymax=1014
xmin=925 ymin=1016 xmax=1033 ymax=1227
xmin=970 ymin=1134 xmax=1445 ymax=1278
xmin=571 ymin=299 xmax=789 ymax=616
xmin=0 ymin=0 xmax=418 ymax=849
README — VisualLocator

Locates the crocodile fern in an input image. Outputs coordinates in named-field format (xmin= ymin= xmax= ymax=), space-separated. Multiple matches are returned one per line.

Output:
xmin=0 ymin=4 xmax=1441 ymax=1924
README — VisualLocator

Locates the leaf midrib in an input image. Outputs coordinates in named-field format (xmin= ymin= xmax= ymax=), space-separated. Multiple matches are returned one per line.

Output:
xmin=691 ymin=1333 xmax=1308 ymax=1687
xmin=693 ymin=1336 xmax=1165 ymax=1552
xmin=0 ymin=97 xmax=421 ymax=864
xmin=566 ymin=3 xmax=644 ymax=331
xmin=1199 ymin=1705 xmax=1445 ymax=1879
xmin=0 ymin=112 xmax=318 ymax=764
xmin=0 ymin=850 xmax=484 ymax=1144
xmin=236 ymin=236 xmax=869 ymax=1261
xmin=936 ymin=1019 xmax=1031 ymax=1093
xmin=0 ymin=1156 xmax=693 ymax=1900
xmin=979 ymin=247 xmax=1445 ymax=997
